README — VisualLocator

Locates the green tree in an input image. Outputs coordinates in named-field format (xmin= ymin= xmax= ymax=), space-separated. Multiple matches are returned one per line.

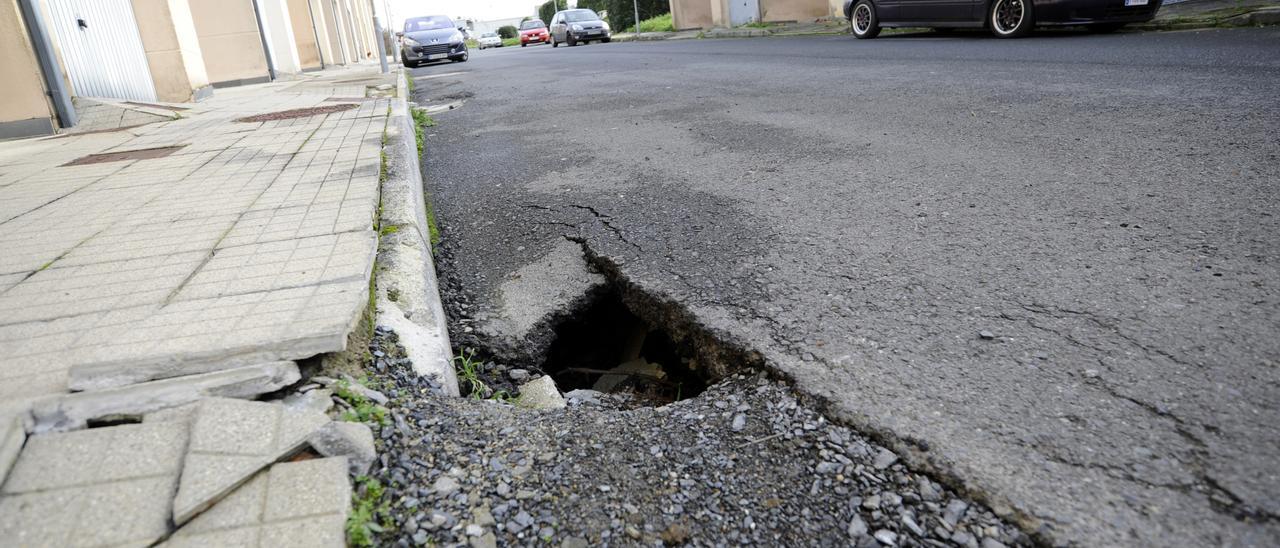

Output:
xmin=497 ymin=25 xmax=518 ymax=39
xmin=576 ymin=0 xmax=608 ymax=13
xmin=538 ymin=0 xmax=557 ymax=25
xmin=603 ymin=0 xmax=667 ymax=32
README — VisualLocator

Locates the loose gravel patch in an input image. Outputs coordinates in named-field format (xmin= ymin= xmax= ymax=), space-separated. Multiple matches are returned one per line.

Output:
xmin=365 ymin=331 xmax=1030 ymax=547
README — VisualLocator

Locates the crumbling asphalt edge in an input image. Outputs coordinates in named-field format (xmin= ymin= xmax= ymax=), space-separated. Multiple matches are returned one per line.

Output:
xmin=374 ymin=68 xmax=459 ymax=397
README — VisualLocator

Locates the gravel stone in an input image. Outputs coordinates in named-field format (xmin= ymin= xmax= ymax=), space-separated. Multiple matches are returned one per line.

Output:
xmin=361 ymin=350 xmax=1028 ymax=547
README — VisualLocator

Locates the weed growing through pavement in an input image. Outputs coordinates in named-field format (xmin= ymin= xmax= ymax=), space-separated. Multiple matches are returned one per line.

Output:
xmin=409 ymin=107 xmax=442 ymax=251
xmin=411 ymin=108 xmax=435 ymax=155
xmin=335 ymin=379 xmax=390 ymax=425
xmin=454 ymin=348 xmax=488 ymax=399
xmin=347 ymin=475 xmax=392 ymax=547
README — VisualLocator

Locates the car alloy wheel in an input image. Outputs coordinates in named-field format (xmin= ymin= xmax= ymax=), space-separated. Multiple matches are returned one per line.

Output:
xmin=850 ymin=0 xmax=880 ymax=39
xmin=990 ymin=0 xmax=1033 ymax=37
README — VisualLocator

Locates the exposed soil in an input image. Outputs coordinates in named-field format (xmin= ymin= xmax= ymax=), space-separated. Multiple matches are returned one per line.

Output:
xmin=61 ymin=145 xmax=185 ymax=166
xmin=233 ymin=103 xmax=357 ymax=123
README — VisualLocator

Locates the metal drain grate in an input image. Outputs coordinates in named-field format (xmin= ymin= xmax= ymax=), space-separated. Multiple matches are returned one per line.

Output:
xmin=233 ymin=103 xmax=357 ymax=123
xmin=61 ymin=145 xmax=186 ymax=166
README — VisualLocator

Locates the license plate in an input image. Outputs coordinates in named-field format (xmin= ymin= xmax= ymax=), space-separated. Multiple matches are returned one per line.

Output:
xmin=1124 ymin=0 xmax=1148 ymax=5
xmin=427 ymin=53 xmax=446 ymax=60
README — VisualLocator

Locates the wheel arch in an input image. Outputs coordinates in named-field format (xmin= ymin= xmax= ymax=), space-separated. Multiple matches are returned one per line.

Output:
xmin=846 ymin=0 xmax=876 ymax=20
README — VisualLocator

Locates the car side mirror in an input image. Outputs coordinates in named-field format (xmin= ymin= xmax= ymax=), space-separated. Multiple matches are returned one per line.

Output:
xmin=395 ymin=31 xmax=403 ymax=37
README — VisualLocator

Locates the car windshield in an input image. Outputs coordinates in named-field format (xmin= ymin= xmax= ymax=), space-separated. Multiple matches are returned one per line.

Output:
xmin=482 ymin=33 xmax=496 ymax=38
xmin=564 ymin=10 xmax=599 ymax=22
xmin=404 ymin=16 xmax=453 ymax=32
xmin=520 ymin=20 xmax=544 ymax=30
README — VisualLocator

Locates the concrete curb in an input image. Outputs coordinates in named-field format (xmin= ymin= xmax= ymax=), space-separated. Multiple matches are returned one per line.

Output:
xmin=375 ymin=69 xmax=459 ymax=396
xmin=1132 ymin=6 xmax=1280 ymax=30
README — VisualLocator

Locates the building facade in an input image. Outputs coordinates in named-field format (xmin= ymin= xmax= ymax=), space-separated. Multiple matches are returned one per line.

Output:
xmin=671 ymin=0 xmax=844 ymax=29
xmin=1 ymin=0 xmax=386 ymax=140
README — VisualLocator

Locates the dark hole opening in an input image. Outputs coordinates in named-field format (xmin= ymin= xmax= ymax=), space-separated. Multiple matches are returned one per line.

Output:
xmin=541 ymin=288 xmax=711 ymax=406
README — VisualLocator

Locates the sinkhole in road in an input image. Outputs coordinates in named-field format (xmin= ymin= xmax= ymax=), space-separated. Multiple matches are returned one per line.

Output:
xmin=538 ymin=281 xmax=756 ymax=406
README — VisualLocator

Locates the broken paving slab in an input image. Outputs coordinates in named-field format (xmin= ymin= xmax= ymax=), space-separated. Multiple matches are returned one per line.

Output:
xmin=170 ymin=397 xmax=330 ymax=525
xmin=163 ymin=457 xmax=350 ymax=548
xmin=0 ymin=420 xmax=188 ymax=546
xmin=29 ymin=361 xmax=300 ymax=433
xmin=308 ymin=421 xmax=376 ymax=475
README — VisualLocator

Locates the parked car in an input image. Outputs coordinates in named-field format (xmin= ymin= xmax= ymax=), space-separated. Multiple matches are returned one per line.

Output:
xmin=519 ymin=19 xmax=550 ymax=46
xmin=398 ymin=15 xmax=468 ymax=67
xmin=549 ymin=9 xmax=611 ymax=47
xmin=842 ymin=0 xmax=1161 ymax=38
xmin=478 ymin=32 xmax=503 ymax=49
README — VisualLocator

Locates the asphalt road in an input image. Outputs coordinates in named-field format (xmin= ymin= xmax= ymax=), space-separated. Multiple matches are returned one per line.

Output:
xmin=410 ymin=28 xmax=1280 ymax=546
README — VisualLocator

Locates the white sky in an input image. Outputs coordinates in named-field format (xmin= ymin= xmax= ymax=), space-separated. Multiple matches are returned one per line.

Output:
xmin=384 ymin=0 xmax=563 ymax=27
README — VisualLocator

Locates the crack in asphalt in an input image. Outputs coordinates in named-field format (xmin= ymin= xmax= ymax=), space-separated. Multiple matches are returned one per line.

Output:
xmin=1007 ymin=303 xmax=1278 ymax=524
xmin=568 ymin=203 xmax=643 ymax=251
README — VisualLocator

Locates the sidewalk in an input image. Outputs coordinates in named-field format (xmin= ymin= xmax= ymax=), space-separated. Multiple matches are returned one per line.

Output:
xmin=612 ymin=18 xmax=848 ymax=42
xmin=0 ymin=65 xmax=397 ymax=546
xmin=1135 ymin=0 xmax=1280 ymax=29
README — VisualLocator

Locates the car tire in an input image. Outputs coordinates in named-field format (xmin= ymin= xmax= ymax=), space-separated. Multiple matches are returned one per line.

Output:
xmin=567 ymin=35 xmax=577 ymax=46
xmin=850 ymin=0 xmax=881 ymax=39
xmin=603 ymin=37 xmax=611 ymax=43
xmin=521 ymin=42 xmax=527 ymax=47
xmin=552 ymin=36 xmax=558 ymax=47
xmin=989 ymin=0 xmax=1034 ymax=38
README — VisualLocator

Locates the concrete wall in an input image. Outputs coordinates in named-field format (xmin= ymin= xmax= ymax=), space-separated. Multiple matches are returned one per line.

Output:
xmin=288 ymin=0 xmax=322 ymax=68
xmin=672 ymin=0 xmax=714 ymax=29
xmin=320 ymin=0 xmax=348 ymax=64
xmin=351 ymin=0 xmax=373 ymax=61
xmin=130 ymin=0 xmax=210 ymax=102
xmin=259 ymin=0 xmax=302 ymax=73
xmin=673 ymin=0 xmax=837 ymax=27
xmin=760 ymin=0 xmax=829 ymax=21
xmin=0 ymin=0 xmax=55 ymax=138
xmin=189 ymin=0 xmax=269 ymax=85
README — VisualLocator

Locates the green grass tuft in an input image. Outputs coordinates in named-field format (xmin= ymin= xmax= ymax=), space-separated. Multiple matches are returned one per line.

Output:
xmin=454 ymin=348 xmax=488 ymax=399
xmin=347 ymin=476 xmax=392 ymax=547
xmin=334 ymin=379 xmax=390 ymax=426
xmin=635 ymin=12 xmax=674 ymax=33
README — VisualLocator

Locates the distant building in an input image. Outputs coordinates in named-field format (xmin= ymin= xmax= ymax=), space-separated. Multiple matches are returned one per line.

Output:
xmin=469 ymin=16 xmax=528 ymax=36
xmin=2 ymin=0 xmax=384 ymax=139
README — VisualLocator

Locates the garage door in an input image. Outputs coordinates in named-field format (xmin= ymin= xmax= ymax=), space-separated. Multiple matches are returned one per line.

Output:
xmin=45 ymin=0 xmax=157 ymax=102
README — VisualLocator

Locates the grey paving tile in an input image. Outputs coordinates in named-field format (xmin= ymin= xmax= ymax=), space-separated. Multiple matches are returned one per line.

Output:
xmin=167 ymin=457 xmax=349 ymax=548
xmin=171 ymin=398 xmax=329 ymax=525
xmin=0 ymin=420 xmax=189 ymax=547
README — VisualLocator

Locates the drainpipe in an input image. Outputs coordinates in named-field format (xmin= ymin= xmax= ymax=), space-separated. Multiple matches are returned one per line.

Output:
xmin=17 ymin=0 xmax=76 ymax=128
xmin=306 ymin=0 xmax=327 ymax=68
xmin=250 ymin=0 xmax=279 ymax=80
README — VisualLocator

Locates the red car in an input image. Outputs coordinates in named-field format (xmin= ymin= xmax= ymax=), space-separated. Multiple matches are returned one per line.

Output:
xmin=519 ymin=19 xmax=549 ymax=46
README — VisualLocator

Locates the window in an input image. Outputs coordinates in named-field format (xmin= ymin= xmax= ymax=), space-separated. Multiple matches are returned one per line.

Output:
xmin=404 ymin=16 xmax=454 ymax=32
xmin=520 ymin=20 xmax=545 ymax=30
xmin=564 ymin=10 xmax=600 ymax=22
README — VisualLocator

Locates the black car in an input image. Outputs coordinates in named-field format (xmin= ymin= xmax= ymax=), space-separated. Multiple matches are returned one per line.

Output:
xmin=549 ymin=9 xmax=612 ymax=47
xmin=843 ymin=0 xmax=1162 ymax=38
xmin=399 ymin=15 xmax=468 ymax=67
